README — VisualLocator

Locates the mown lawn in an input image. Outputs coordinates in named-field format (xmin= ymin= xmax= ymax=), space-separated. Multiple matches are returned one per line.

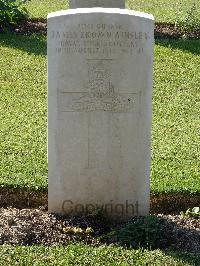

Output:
xmin=0 ymin=34 xmax=47 ymax=189
xmin=152 ymin=40 xmax=200 ymax=194
xmin=126 ymin=0 xmax=200 ymax=23
xmin=0 ymin=244 xmax=199 ymax=266
xmin=24 ymin=0 xmax=200 ymax=23
xmin=0 ymin=35 xmax=199 ymax=194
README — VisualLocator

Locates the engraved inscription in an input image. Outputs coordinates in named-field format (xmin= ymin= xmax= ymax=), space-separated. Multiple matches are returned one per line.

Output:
xmin=58 ymin=59 xmax=140 ymax=113
xmin=71 ymin=59 xmax=134 ymax=112
xmin=51 ymin=23 xmax=150 ymax=56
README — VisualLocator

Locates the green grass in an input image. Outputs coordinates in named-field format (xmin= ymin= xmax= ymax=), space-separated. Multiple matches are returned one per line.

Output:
xmin=0 ymin=35 xmax=199 ymax=193
xmin=127 ymin=0 xmax=200 ymax=23
xmin=23 ymin=0 xmax=200 ymax=23
xmin=24 ymin=0 xmax=68 ymax=19
xmin=0 ymin=244 xmax=199 ymax=266
xmin=0 ymin=34 xmax=47 ymax=189
xmin=152 ymin=40 xmax=200 ymax=194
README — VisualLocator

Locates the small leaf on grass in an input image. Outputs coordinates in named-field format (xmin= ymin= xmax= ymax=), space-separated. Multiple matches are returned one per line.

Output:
xmin=192 ymin=207 xmax=199 ymax=213
xmin=63 ymin=226 xmax=84 ymax=234
xmin=85 ymin=227 xmax=94 ymax=234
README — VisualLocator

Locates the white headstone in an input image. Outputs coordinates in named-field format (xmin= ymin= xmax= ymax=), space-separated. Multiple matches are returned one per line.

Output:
xmin=70 ymin=0 xmax=125 ymax=8
xmin=48 ymin=6 xmax=154 ymax=219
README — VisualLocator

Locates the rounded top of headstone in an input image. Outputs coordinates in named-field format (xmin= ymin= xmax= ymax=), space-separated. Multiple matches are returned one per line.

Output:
xmin=69 ymin=0 xmax=125 ymax=9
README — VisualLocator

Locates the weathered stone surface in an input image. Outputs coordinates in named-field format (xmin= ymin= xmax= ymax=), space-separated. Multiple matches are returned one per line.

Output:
xmin=48 ymin=8 xmax=154 ymax=218
xmin=69 ymin=0 xmax=125 ymax=8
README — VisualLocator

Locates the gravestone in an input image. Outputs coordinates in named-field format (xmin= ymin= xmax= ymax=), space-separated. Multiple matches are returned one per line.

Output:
xmin=48 ymin=1 xmax=154 ymax=218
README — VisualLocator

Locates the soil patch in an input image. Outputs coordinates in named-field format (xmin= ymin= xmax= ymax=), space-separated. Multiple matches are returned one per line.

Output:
xmin=0 ymin=187 xmax=47 ymax=209
xmin=0 ymin=207 xmax=199 ymax=253
xmin=151 ymin=193 xmax=200 ymax=214
xmin=155 ymin=22 xmax=200 ymax=39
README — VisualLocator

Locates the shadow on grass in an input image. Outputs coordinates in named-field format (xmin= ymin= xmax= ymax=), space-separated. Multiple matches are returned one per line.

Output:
xmin=166 ymin=251 xmax=200 ymax=266
xmin=0 ymin=33 xmax=46 ymax=55
xmin=0 ymin=186 xmax=48 ymax=209
xmin=150 ymin=192 xmax=200 ymax=215
xmin=156 ymin=39 xmax=200 ymax=55
xmin=101 ymin=215 xmax=200 ymax=265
